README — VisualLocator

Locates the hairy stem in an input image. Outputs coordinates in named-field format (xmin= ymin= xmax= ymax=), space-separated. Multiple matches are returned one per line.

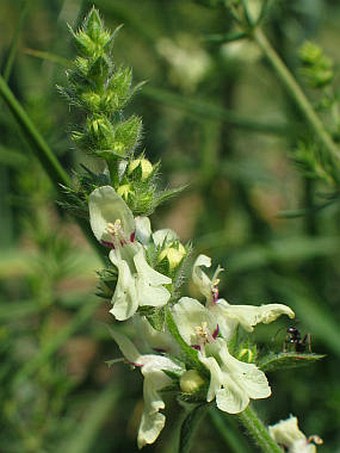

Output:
xmin=237 ymin=406 xmax=282 ymax=453
xmin=252 ymin=28 xmax=340 ymax=163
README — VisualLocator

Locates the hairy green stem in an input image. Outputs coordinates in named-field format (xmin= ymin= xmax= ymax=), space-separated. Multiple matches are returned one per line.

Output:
xmin=0 ymin=75 xmax=103 ymax=259
xmin=252 ymin=28 xmax=340 ymax=162
xmin=237 ymin=406 xmax=282 ymax=453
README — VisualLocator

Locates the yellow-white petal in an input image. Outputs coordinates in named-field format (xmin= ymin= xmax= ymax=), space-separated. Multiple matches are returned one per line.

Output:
xmin=134 ymin=247 xmax=172 ymax=308
xmin=110 ymin=330 xmax=184 ymax=449
xmin=192 ymin=254 xmax=214 ymax=301
xmin=269 ymin=416 xmax=312 ymax=451
xmin=109 ymin=255 xmax=139 ymax=320
xmin=212 ymin=299 xmax=295 ymax=336
xmin=89 ymin=186 xmax=135 ymax=243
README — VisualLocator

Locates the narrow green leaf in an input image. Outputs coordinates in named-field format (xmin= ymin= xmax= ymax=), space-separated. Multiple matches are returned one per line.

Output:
xmin=0 ymin=146 xmax=28 ymax=166
xmin=0 ymin=76 xmax=104 ymax=260
xmin=204 ymin=31 xmax=248 ymax=43
xmin=23 ymin=48 xmax=70 ymax=66
xmin=226 ymin=236 xmax=340 ymax=272
xmin=62 ymin=384 xmax=120 ymax=453
xmin=259 ymin=352 xmax=325 ymax=373
xmin=209 ymin=408 xmax=251 ymax=453
xmin=142 ymin=86 xmax=287 ymax=135
xmin=179 ymin=405 xmax=206 ymax=453
xmin=3 ymin=0 xmax=30 ymax=81
xmin=0 ymin=302 xmax=39 ymax=321
xmin=12 ymin=300 xmax=99 ymax=386
xmin=277 ymin=198 xmax=338 ymax=218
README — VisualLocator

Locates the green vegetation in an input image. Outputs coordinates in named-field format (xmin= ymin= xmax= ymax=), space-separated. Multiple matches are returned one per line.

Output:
xmin=0 ymin=1 xmax=339 ymax=451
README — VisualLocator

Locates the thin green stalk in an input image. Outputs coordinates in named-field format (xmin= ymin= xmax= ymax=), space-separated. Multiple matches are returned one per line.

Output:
xmin=237 ymin=406 xmax=282 ymax=453
xmin=143 ymin=86 xmax=288 ymax=136
xmin=0 ymin=75 xmax=103 ymax=258
xmin=12 ymin=299 xmax=98 ymax=386
xmin=209 ymin=408 xmax=250 ymax=453
xmin=3 ymin=0 xmax=30 ymax=82
xmin=0 ymin=75 xmax=70 ymax=186
xmin=252 ymin=28 xmax=340 ymax=162
xmin=65 ymin=383 xmax=120 ymax=453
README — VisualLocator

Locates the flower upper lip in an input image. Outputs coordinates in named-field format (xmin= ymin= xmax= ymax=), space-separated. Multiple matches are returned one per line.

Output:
xmin=109 ymin=328 xmax=184 ymax=449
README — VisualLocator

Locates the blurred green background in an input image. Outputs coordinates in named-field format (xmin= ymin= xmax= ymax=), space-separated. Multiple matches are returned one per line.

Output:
xmin=0 ymin=0 xmax=340 ymax=451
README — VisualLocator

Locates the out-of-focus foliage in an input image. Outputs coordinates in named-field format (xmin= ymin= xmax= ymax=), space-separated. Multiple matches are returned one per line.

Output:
xmin=0 ymin=0 xmax=339 ymax=452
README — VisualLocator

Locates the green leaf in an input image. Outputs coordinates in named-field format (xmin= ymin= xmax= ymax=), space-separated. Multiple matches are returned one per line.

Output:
xmin=59 ymin=383 xmax=120 ymax=453
xmin=179 ymin=404 xmax=207 ymax=453
xmin=146 ymin=308 xmax=165 ymax=331
xmin=142 ymin=86 xmax=287 ymax=135
xmin=204 ymin=31 xmax=248 ymax=43
xmin=259 ymin=352 xmax=325 ymax=372
xmin=209 ymin=408 xmax=251 ymax=453
xmin=3 ymin=0 xmax=30 ymax=81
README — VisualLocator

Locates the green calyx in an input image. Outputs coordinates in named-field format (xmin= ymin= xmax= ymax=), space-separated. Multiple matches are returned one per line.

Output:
xmin=59 ymin=7 xmax=184 ymax=218
xmin=299 ymin=41 xmax=334 ymax=89
xmin=61 ymin=8 xmax=140 ymax=161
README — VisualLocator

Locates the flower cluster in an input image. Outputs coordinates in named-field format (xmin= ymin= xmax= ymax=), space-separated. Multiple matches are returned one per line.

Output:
xmin=88 ymin=183 xmax=295 ymax=448
xmin=62 ymin=8 xmax=320 ymax=451
xmin=89 ymin=185 xmax=173 ymax=320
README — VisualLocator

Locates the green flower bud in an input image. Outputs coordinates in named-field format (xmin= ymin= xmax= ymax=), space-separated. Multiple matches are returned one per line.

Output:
xmin=299 ymin=41 xmax=334 ymax=88
xmin=180 ymin=370 xmax=205 ymax=393
xmin=299 ymin=41 xmax=323 ymax=65
xmin=113 ymin=116 xmax=142 ymax=157
xmin=117 ymin=184 xmax=133 ymax=200
xmin=81 ymin=91 xmax=101 ymax=110
xmin=237 ymin=346 xmax=256 ymax=363
xmin=128 ymin=158 xmax=154 ymax=181
xmin=158 ymin=242 xmax=186 ymax=271
xmin=312 ymin=68 xmax=334 ymax=88
xmin=89 ymin=116 xmax=111 ymax=137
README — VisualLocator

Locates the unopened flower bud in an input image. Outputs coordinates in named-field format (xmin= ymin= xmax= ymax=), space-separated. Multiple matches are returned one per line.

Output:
xmin=158 ymin=243 xmax=186 ymax=271
xmin=128 ymin=158 xmax=154 ymax=180
xmin=117 ymin=184 xmax=133 ymax=200
xmin=299 ymin=41 xmax=323 ymax=65
xmin=180 ymin=370 xmax=205 ymax=393
xmin=89 ymin=116 xmax=110 ymax=138
xmin=238 ymin=348 xmax=255 ymax=363
xmin=81 ymin=91 xmax=101 ymax=110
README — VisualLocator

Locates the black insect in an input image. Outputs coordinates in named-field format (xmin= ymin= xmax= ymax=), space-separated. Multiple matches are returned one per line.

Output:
xmin=284 ymin=326 xmax=311 ymax=353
